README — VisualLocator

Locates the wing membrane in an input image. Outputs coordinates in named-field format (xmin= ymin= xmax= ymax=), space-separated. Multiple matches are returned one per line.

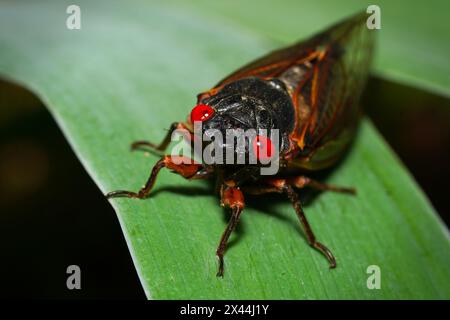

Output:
xmin=202 ymin=12 xmax=374 ymax=165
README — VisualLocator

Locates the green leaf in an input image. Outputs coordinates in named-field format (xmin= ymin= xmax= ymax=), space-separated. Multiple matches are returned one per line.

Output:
xmin=0 ymin=0 xmax=449 ymax=299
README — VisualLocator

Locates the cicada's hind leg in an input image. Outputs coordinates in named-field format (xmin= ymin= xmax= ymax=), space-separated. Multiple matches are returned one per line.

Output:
xmin=285 ymin=176 xmax=356 ymax=194
xmin=131 ymin=122 xmax=193 ymax=153
xmin=106 ymin=155 xmax=211 ymax=199
xmin=215 ymin=183 xmax=245 ymax=277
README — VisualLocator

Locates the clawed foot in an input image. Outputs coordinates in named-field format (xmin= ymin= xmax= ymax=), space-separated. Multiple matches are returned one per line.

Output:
xmin=105 ymin=190 xmax=145 ymax=199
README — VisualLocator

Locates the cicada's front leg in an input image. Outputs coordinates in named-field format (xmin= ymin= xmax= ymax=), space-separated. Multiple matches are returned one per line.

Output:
xmin=283 ymin=184 xmax=336 ymax=268
xmin=215 ymin=182 xmax=245 ymax=277
xmin=106 ymin=155 xmax=210 ymax=199
xmin=242 ymin=178 xmax=340 ymax=269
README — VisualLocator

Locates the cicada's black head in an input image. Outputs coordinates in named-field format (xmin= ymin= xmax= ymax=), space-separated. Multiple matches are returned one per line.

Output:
xmin=189 ymin=77 xmax=295 ymax=166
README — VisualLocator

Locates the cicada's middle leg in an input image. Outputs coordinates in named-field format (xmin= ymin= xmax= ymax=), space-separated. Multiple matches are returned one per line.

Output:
xmin=215 ymin=183 xmax=245 ymax=277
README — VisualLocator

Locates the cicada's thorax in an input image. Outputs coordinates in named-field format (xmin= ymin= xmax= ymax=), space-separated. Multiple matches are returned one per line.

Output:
xmin=198 ymin=77 xmax=296 ymax=156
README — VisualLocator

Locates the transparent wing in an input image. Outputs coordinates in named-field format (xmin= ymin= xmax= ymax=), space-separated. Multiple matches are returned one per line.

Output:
xmin=294 ymin=12 xmax=375 ymax=152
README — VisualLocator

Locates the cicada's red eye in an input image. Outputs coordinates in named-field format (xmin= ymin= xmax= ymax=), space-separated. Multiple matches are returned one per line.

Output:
xmin=190 ymin=104 xmax=214 ymax=123
xmin=253 ymin=135 xmax=274 ymax=162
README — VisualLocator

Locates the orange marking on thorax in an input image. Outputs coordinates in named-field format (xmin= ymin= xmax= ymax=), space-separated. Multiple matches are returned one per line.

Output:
xmin=292 ymin=48 xmax=329 ymax=150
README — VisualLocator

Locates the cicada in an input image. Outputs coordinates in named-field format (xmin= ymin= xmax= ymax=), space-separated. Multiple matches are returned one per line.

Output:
xmin=107 ymin=12 xmax=374 ymax=277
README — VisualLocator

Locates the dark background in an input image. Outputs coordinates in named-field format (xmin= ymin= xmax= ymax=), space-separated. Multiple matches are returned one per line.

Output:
xmin=0 ymin=76 xmax=449 ymax=299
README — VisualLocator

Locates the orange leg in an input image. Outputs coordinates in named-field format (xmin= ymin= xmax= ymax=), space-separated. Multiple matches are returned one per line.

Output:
xmin=215 ymin=184 xmax=245 ymax=277
xmin=105 ymin=155 xmax=207 ymax=199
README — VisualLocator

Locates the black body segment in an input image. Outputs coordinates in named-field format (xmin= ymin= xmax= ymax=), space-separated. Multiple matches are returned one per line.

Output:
xmin=202 ymin=12 xmax=374 ymax=170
